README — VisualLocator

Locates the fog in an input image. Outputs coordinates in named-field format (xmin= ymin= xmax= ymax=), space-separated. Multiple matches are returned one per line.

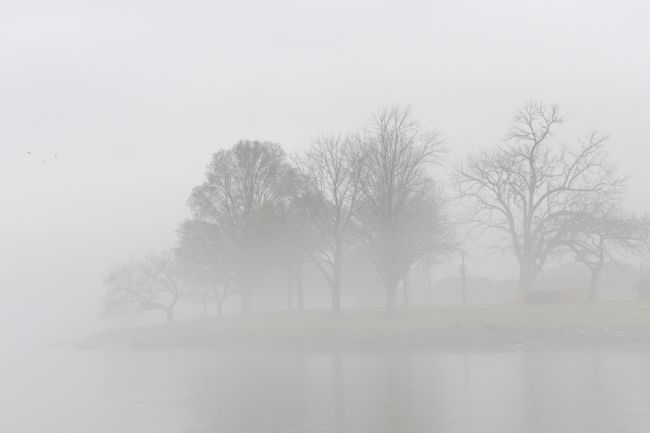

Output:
xmin=2 ymin=0 xmax=650 ymax=431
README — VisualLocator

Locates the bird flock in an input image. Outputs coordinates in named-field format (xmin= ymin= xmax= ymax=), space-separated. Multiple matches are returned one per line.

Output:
xmin=26 ymin=150 xmax=59 ymax=164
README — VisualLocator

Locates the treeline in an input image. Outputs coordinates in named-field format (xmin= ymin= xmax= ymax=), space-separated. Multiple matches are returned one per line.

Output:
xmin=104 ymin=102 xmax=649 ymax=323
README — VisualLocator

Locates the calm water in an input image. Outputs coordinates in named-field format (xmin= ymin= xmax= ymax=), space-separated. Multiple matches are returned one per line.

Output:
xmin=2 ymin=345 xmax=650 ymax=433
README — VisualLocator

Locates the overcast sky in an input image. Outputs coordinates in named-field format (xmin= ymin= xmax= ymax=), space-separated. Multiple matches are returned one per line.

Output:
xmin=1 ymin=0 xmax=649 ymax=342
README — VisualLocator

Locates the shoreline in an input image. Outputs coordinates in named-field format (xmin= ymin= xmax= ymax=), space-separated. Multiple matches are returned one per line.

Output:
xmin=78 ymin=303 xmax=650 ymax=351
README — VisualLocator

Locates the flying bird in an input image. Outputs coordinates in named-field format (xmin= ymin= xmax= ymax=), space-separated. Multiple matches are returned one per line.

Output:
xmin=26 ymin=150 xmax=61 ymax=164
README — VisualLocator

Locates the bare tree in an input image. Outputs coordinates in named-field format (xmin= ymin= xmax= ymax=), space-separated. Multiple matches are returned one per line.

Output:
xmin=273 ymin=209 xmax=308 ymax=312
xmin=293 ymin=134 xmax=363 ymax=316
xmin=176 ymin=219 xmax=235 ymax=318
xmin=104 ymin=249 xmax=183 ymax=324
xmin=456 ymin=102 xmax=627 ymax=299
xmin=188 ymin=140 xmax=297 ymax=312
xmin=568 ymin=207 xmax=649 ymax=301
xmin=357 ymin=106 xmax=450 ymax=313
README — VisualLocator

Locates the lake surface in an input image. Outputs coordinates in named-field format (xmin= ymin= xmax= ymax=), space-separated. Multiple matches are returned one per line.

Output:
xmin=3 ymin=345 xmax=650 ymax=432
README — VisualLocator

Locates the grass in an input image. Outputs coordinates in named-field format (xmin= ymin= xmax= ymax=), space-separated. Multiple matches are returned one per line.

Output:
xmin=79 ymin=302 xmax=650 ymax=350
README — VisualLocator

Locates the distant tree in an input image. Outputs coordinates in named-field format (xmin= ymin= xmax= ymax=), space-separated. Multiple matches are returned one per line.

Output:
xmin=569 ymin=208 xmax=649 ymax=301
xmin=456 ymin=101 xmax=626 ymax=299
xmin=293 ymin=134 xmax=363 ymax=316
xmin=104 ymin=249 xmax=183 ymax=324
xmin=357 ymin=106 xmax=451 ymax=313
xmin=273 ymin=217 xmax=307 ymax=312
xmin=176 ymin=219 xmax=235 ymax=318
xmin=188 ymin=140 xmax=297 ymax=312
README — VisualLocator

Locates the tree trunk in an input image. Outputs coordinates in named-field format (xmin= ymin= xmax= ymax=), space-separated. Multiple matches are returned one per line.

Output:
xmin=331 ymin=281 xmax=341 ymax=317
xmin=287 ymin=273 xmax=294 ymax=311
xmin=330 ymin=263 xmax=342 ymax=317
xmin=386 ymin=277 xmax=398 ymax=315
xmin=518 ymin=260 xmax=534 ymax=302
xmin=589 ymin=243 xmax=605 ymax=303
xmin=202 ymin=298 xmax=208 ymax=321
xmin=216 ymin=297 xmax=224 ymax=318
xmin=402 ymin=272 xmax=410 ymax=307
xmin=588 ymin=266 xmax=602 ymax=303
xmin=460 ymin=251 xmax=467 ymax=306
xmin=330 ymin=247 xmax=343 ymax=317
xmin=295 ymin=270 xmax=305 ymax=312
xmin=164 ymin=306 xmax=175 ymax=324
xmin=240 ymin=284 xmax=252 ymax=314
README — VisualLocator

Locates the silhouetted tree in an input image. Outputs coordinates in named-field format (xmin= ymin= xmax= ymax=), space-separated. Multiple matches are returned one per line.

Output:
xmin=104 ymin=249 xmax=183 ymax=324
xmin=456 ymin=102 xmax=626 ymax=299
xmin=273 ymin=207 xmax=308 ymax=312
xmin=176 ymin=219 xmax=235 ymax=318
xmin=569 ymin=208 xmax=649 ymax=301
xmin=357 ymin=106 xmax=451 ymax=313
xmin=188 ymin=140 xmax=297 ymax=312
xmin=294 ymin=134 xmax=363 ymax=316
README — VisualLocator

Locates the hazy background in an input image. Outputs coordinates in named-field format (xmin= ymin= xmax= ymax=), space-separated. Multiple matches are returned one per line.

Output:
xmin=1 ymin=0 xmax=649 ymax=343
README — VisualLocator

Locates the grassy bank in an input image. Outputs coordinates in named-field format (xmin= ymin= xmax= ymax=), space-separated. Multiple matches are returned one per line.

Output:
xmin=79 ymin=302 xmax=650 ymax=350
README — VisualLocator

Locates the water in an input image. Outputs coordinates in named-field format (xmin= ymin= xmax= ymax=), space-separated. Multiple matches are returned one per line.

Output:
xmin=3 ymin=345 xmax=650 ymax=433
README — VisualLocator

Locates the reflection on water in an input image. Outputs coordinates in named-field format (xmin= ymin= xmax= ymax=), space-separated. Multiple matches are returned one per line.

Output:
xmin=3 ymin=346 xmax=650 ymax=432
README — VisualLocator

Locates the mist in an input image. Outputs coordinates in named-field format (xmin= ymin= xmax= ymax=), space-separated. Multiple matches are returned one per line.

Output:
xmin=3 ymin=0 xmax=650 ymax=431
